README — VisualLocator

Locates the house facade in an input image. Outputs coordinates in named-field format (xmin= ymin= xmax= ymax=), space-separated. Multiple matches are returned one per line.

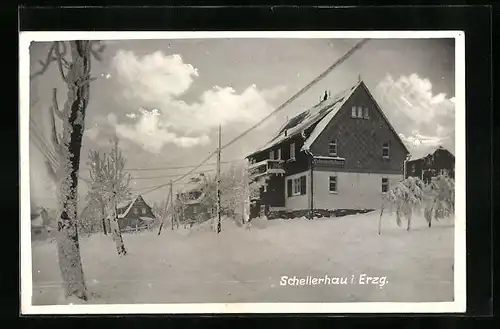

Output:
xmin=117 ymin=195 xmax=156 ymax=231
xmin=246 ymin=80 xmax=409 ymax=219
xmin=405 ymin=146 xmax=455 ymax=184
xmin=175 ymin=173 xmax=213 ymax=224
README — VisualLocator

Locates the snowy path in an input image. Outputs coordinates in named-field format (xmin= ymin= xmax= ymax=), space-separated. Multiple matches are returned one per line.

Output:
xmin=30 ymin=212 xmax=455 ymax=305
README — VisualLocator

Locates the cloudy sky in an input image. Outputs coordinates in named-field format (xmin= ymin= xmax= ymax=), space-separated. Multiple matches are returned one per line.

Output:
xmin=28 ymin=37 xmax=456 ymax=208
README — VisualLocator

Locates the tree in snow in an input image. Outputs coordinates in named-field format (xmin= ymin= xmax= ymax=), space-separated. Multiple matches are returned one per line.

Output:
xmin=423 ymin=175 xmax=455 ymax=227
xmin=32 ymin=40 xmax=106 ymax=301
xmin=87 ymin=137 xmax=130 ymax=255
xmin=203 ymin=163 xmax=268 ymax=226
xmin=379 ymin=176 xmax=426 ymax=233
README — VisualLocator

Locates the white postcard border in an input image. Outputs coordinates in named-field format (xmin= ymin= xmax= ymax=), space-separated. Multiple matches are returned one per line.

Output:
xmin=19 ymin=30 xmax=466 ymax=314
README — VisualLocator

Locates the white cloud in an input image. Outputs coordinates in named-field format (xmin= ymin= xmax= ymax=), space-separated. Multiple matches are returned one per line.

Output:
xmin=376 ymin=73 xmax=455 ymax=153
xmin=112 ymin=50 xmax=199 ymax=101
xmin=107 ymin=110 xmax=210 ymax=154
xmin=108 ymin=50 xmax=285 ymax=153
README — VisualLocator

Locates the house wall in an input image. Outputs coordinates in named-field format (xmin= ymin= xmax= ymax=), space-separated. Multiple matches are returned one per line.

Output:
xmin=261 ymin=174 xmax=286 ymax=207
xmin=284 ymin=170 xmax=311 ymax=211
xmin=309 ymin=83 xmax=408 ymax=175
xmin=406 ymin=149 xmax=455 ymax=181
xmin=118 ymin=196 xmax=156 ymax=230
xmin=313 ymin=170 xmax=403 ymax=210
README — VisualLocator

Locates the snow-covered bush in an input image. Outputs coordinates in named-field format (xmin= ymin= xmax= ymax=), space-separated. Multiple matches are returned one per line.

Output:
xmin=379 ymin=175 xmax=455 ymax=233
xmin=423 ymin=175 xmax=455 ymax=227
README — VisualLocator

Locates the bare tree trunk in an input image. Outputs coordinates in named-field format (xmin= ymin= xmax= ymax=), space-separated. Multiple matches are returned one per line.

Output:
xmin=56 ymin=41 xmax=92 ymax=301
xmin=101 ymin=204 xmax=107 ymax=235
xmin=378 ymin=208 xmax=384 ymax=235
xmin=108 ymin=203 xmax=127 ymax=255
xmin=406 ymin=208 xmax=412 ymax=231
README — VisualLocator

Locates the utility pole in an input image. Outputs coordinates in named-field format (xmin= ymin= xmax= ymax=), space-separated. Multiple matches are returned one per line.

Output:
xmin=157 ymin=183 xmax=171 ymax=236
xmin=169 ymin=180 xmax=174 ymax=230
xmin=216 ymin=125 xmax=222 ymax=234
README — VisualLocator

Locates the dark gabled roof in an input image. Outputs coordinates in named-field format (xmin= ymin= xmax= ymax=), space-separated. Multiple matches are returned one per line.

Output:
xmin=247 ymin=80 xmax=409 ymax=158
xmin=408 ymin=145 xmax=455 ymax=162
xmin=117 ymin=195 xmax=153 ymax=219
xmin=247 ymin=82 xmax=360 ymax=158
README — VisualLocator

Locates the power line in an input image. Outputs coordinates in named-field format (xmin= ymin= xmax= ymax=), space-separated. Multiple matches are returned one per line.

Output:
xmin=130 ymin=169 xmax=215 ymax=180
xmin=29 ymin=119 xmax=91 ymax=185
xmin=137 ymin=152 xmax=216 ymax=196
xmin=125 ymin=159 xmax=243 ymax=171
xmin=220 ymin=38 xmax=370 ymax=151
xmin=134 ymin=39 xmax=370 ymax=198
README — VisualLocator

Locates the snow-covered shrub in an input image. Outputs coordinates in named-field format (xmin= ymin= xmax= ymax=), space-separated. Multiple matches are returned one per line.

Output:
xmin=423 ymin=175 xmax=455 ymax=227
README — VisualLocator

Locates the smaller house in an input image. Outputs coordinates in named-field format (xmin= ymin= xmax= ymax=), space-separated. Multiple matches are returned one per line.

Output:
xmin=117 ymin=195 xmax=156 ymax=231
xmin=405 ymin=145 xmax=455 ymax=184
xmin=175 ymin=174 xmax=212 ymax=224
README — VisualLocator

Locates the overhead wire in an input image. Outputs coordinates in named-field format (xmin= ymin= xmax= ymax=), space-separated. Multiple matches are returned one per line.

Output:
xmin=118 ymin=39 xmax=371 ymax=198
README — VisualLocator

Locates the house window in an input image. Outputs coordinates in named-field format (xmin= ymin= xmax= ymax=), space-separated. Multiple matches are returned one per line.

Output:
xmin=133 ymin=208 xmax=139 ymax=214
xmin=142 ymin=208 xmax=147 ymax=215
xmin=293 ymin=178 xmax=301 ymax=195
xmin=381 ymin=177 xmax=389 ymax=193
xmin=363 ymin=107 xmax=369 ymax=119
xmin=329 ymin=175 xmax=338 ymax=193
xmin=276 ymin=148 xmax=282 ymax=160
xmin=289 ymin=175 xmax=306 ymax=196
xmin=351 ymin=106 xmax=357 ymax=118
xmin=382 ymin=142 xmax=390 ymax=158
xmin=290 ymin=143 xmax=296 ymax=160
xmin=269 ymin=150 xmax=274 ymax=160
xmin=328 ymin=139 xmax=337 ymax=156
xmin=193 ymin=205 xmax=197 ymax=214
xmin=357 ymin=106 xmax=363 ymax=118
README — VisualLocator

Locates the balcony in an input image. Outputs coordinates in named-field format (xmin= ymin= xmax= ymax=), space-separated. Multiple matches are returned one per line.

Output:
xmin=248 ymin=159 xmax=285 ymax=178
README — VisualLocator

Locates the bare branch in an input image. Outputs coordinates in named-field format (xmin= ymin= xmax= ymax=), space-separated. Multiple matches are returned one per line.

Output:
xmin=51 ymin=88 xmax=64 ymax=119
xmin=90 ymin=41 xmax=106 ymax=61
xmin=30 ymin=42 xmax=57 ymax=79
xmin=44 ymin=159 xmax=57 ymax=182
xmin=48 ymin=103 xmax=61 ymax=153
xmin=75 ymin=76 xmax=98 ymax=88
xmin=54 ymin=41 xmax=69 ymax=83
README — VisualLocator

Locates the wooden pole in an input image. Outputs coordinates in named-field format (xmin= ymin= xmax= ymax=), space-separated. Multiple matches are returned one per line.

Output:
xmin=157 ymin=187 xmax=171 ymax=236
xmin=216 ymin=125 xmax=222 ymax=234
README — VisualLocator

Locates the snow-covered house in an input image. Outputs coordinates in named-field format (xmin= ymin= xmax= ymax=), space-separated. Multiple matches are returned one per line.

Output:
xmin=117 ymin=195 xmax=156 ymax=231
xmin=175 ymin=173 xmax=212 ymax=224
xmin=405 ymin=145 xmax=455 ymax=183
xmin=246 ymin=79 xmax=410 ymax=219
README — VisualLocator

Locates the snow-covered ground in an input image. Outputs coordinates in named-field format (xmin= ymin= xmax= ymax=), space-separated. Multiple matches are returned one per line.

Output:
xmin=30 ymin=211 xmax=454 ymax=305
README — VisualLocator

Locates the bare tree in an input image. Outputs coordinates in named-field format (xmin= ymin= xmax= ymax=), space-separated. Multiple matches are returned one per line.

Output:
xmin=31 ymin=40 xmax=105 ymax=301
xmin=88 ymin=138 xmax=130 ymax=255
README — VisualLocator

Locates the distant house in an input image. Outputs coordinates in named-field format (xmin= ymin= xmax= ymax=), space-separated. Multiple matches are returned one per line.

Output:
xmin=405 ymin=145 xmax=455 ymax=184
xmin=175 ymin=174 xmax=213 ymax=224
xmin=246 ymin=79 xmax=409 ymax=219
xmin=117 ymin=195 xmax=156 ymax=231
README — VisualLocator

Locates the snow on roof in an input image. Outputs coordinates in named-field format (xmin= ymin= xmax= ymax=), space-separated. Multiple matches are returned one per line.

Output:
xmin=139 ymin=216 xmax=155 ymax=222
xmin=117 ymin=196 xmax=139 ymax=219
xmin=247 ymin=81 xmax=360 ymax=157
